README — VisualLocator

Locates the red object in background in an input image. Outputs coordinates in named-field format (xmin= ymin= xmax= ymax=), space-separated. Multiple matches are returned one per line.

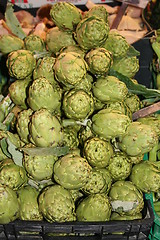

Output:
xmin=11 ymin=0 xmax=28 ymax=3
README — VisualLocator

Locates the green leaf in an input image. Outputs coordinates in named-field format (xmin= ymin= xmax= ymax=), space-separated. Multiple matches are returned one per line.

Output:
xmin=5 ymin=3 xmax=26 ymax=39
xmin=20 ymin=146 xmax=69 ymax=156
xmin=109 ymin=69 xmax=160 ymax=98
xmin=6 ymin=138 xmax=23 ymax=166
xmin=126 ymin=45 xmax=140 ymax=57
xmin=0 ymin=123 xmax=7 ymax=131
xmin=0 ymin=138 xmax=11 ymax=158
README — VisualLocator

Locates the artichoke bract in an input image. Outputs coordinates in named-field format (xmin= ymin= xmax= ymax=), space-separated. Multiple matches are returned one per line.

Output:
xmin=124 ymin=93 xmax=142 ymax=113
xmin=109 ymin=180 xmax=144 ymax=216
xmin=29 ymin=108 xmax=63 ymax=147
xmin=17 ymin=185 xmax=43 ymax=221
xmin=85 ymin=48 xmax=113 ymax=76
xmin=84 ymin=5 xmax=108 ymax=23
xmin=105 ymin=101 xmax=132 ymax=119
xmin=102 ymin=31 xmax=129 ymax=58
xmin=63 ymin=127 xmax=79 ymax=150
xmin=33 ymin=56 xmax=56 ymax=86
xmin=78 ymin=125 xmax=95 ymax=147
xmin=0 ymin=35 xmax=24 ymax=54
xmin=53 ymin=153 xmax=92 ymax=190
xmin=27 ymin=77 xmax=62 ymax=113
xmin=73 ymin=73 xmax=93 ymax=92
xmin=118 ymin=122 xmax=159 ymax=156
xmin=137 ymin=115 xmax=160 ymax=136
xmin=54 ymin=52 xmax=88 ymax=88
xmin=16 ymin=108 xmax=33 ymax=144
xmin=92 ymin=75 xmax=128 ymax=103
xmin=38 ymin=184 xmax=76 ymax=222
xmin=46 ymin=27 xmax=76 ymax=55
xmin=24 ymin=34 xmax=46 ymax=52
xmin=83 ymin=137 xmax=114 ymax=168
xmin=0 ymin=160 xmax=28 ymax=190
xmin=0 ymin=184 xmax=19 ymax=224
xmin=112 ymin=56 xmax=139 ymax=78
xmin=6 ymin=49 xmax=36 ymax=80
xmin=23 ymin=153 xmax=57 ymax=181
xmin=9 ymin=78 xmax=32 ymax=109
xmin=91 ymin=109 xmax=131 ymax=140
xmin=63 ymin=89 xmax=94 ymax=120
xmin=75 ymin=16 xmax=110 ymax=51
xmin=82 ymin=168 xmax=112 ymax=194
xmin=108 ymin=152 xmax=132 ymax=181
xmin=50 ymin=2 xmax=82 ymax=32
xmin=60 ymin=45 xmax=86 ymax=58
xmin=76 ymin=193 xmax=111 ymax=221
xmin=130 ymin=161 xmax=160 ymax=193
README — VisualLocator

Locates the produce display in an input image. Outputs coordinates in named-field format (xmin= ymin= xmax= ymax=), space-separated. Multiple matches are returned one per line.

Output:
xmin=0 ymin=2 xmax=160 ymax=228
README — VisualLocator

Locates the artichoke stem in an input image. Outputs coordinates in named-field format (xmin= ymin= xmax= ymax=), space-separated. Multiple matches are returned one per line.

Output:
xmin=148 ymin=142 xmax=160 ymax=161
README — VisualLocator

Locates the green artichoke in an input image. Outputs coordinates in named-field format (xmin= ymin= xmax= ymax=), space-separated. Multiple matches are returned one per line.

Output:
xmin=27 ymin=77 xmax=62 ymax=113
xmin=84 ymin=5 xmax=108 ymax=23
xmin=46 ymin=27 xmax=76 ymax=55
xmin=124 ymin=93 xmax=142 ymax=113
xmin=17 ymin=185 xmax=43 ymax=220
xmin=91 ymin=109 xmax=131 ymax=140
xmin=127 ymin=154 xmax=144 ymax=164
xmin=118 ymin=122 xmax=159 ymax=156
xmin=16 ymin=108 xmax=33 ymax=143
xmin=54 ymin=52 xmax=88 ymax=88
xmin=33 ymin=56 xmax=57 ymax=86
xmin=69 ymin=189 xmax=84 ymax=202
xmin=9 ymin=77 xmax=32 ymax=109
xmin=105 ymin=101 xmax=132 ymax=119
xmin=23 ymin=153 xmax=57 ymax=181
xmin=83 ymin=137 xmax=114 ymax=168
xmin=38 ymin=184 xmax=76 ymax=222
xmin=0 ymin=184 xmax=19 ymax=224
xmin=112 ymin=56 xmax=139 ymax=78
xmin=75 ymin=16 xmax=109 ymax=51
xmin=24 ymin=34 xmax=46 ymax=52
xmin=93 ymin=96 xmax=106 ymax=111
xmin=66 ymin=73 xmax=93 ymax=92
xmin=60 ymin=45 xmax=86 ymax=58
xmin=50 ymin=2 xmax=82 ymax=32
xmin=0 ymin=35 xmax=24 ymax=54
xmin=63 ymin=127 xmax=79 ymax=150
xmin=53 ymin=153 xmax=92 ymax=189
xmin=85 ymin=48 xmax=113 ymax=76
xmin=130 ymin=161 xmax=160 ymax=193
xmin=29 ymin=108 xmax=63 ymax=147
xmin=76 ymin=193 xmax=111 ymax=221
xmin=137 ymin=115 xmax=160 ymax=136
xmin=111 ymin=212 xmax=142 ymax=221
xmin=107 ymin=151 xmax=132 ymax=181
xmin=92 ymin=75 xmax=128 ymax=103
xmin=109 ymin=180 xmax=144 ymax=216
xmin=102 ymin=31 xmax=129 ymax=58
xmin=78 ymin=125 xmax=95 ymax=146
xmin=62 ymin=89 xmax=94 ymax=120
xmin=6 ymin=49 xmax=36 ymax=80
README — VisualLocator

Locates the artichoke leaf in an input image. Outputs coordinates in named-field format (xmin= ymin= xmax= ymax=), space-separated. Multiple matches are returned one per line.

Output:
xmin=5 ymin=3 xmax=26 ymax=40
xmin=111 ymin=200 xmax=139 ymax=212
xmin=0 ymin=123 xmax=7 ymax=131
xmin=126 ymin=45 xmax=140 ymax=57
xmin=0 ymin=138 xmax=11 ymax=158
xmin=6 ymin=138 xmax=23 ymax=166
xmin=20 ymin=146 xmax=69 ymax=156
xmin=109 ymin=69 xmax=160 ymax=98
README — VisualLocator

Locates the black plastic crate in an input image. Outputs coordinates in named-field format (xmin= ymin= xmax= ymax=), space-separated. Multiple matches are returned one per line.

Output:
xmin=0 ymin=199 xmax=154 ymax=240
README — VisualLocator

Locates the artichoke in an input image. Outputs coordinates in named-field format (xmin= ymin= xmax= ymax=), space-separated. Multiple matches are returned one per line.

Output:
xmin=84 ymin=5 xmax=108 ymax=23
xmin=102 ymin=31 xmax=129 ymax=58
xmin=54 ymin=52 xmax=88 ymax=88
xmin=92 ymin=75 xmax=128 ymax=103
xmin=105 ymin=101 xmax=132 ymax=119
xmin=9 ymin=78 xmax=32 ymax=109
xmin=63 ymin=127 xmax=79 ymax=150
xmin=118 ymin=122 xmax=159 ymax=156
xmin=23 ymin=153 xmax=58 ymax=181
xmin=112 ymin=56 xmax=139 ymax=78
xmin=50 ymin=2 xmax=82 ymax=32
xmin=0 ymin=159 xmax=28 ymax=190
xmin=109 ymin=180 xmax=144 ymax=216
xmin=6 ymin=49 xmax=36 ymax=80
xmin=107 ymin=151 xmax=132 ymax=181
xmin=53 ymin=153 xmax=92 ymax=189
xmin=60 ymin=45 xmax=85 ymax=58
xmin=76 ymin=193 xmax=111 ymax=221
xmin=24 ymin=34 xmax=46 ymax=52
xmin=33 ymin=56 xmax=56 ymax=86
xmin=137 ymin=115 xmax=160 ymax=136
xmin=46 ymin=27 xmax=76 ymax=55
xmin=29 ymin=108 xmax=63 ymax=147
xmin=124 ymin=93 xmax=142 ymax=113
xmin=17 ymin=185 xmax=43 ymax=220
xmin=63 ymin=89 xmax=94 ymax=120
xmin=75 ymin=16 xmax=109 ymax=51
xmin=68 ymin=73 xmax=93 ymax=92
xmin=127 ymin=154 xmax=144 ymax=164
xmin=0 ymin=35 xmax=24 ymax=54
xmin=130 ymin=161 xmax=160 ymax=193
xmin=85 ymin=48 xmax=113 ymax=76
xmin=27 ymin=77 xmax=62 ymax=113
xmin=38 ymin=184 xmax=76 ymax=222
xmin=78 ymin=125 xmax=95 ymax=146
xmin=111 ymin=212 xmax=142 ymax=221
xmin=83 ymin=137 xmax=114 ymax=168
xmin=82 ymin=168 xmax=112 ymax=195
xmin=91 ymin=109 xmax=131 ymax=140
xmin=0 ymin=184 xmax=19 ymax=224
xmin=16 ymin=108 xmax=33 ymax=143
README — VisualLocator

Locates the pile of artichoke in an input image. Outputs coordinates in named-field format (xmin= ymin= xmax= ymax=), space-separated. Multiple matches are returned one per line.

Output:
xmin=0 ymin=2 xmax=160 ymax=225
